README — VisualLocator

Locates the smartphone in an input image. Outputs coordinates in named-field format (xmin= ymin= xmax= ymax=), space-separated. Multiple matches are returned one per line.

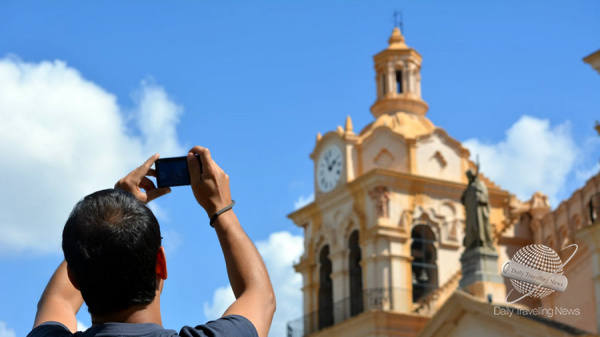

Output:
xmin=155 ymin=154 xmax=201 ymax=188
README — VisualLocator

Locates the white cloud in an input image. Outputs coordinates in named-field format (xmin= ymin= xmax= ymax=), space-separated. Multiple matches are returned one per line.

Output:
xmin=256 ymin=231 xmax=304 ymax=337
xmin=131 ymin=79 xmax=184 ymax=157
xmin=294 ymin=193 xmax=314 ymax=210
xmin=576 ymin=162 xmax=599 ymax=182
xmin=574 ymin=136 xmax=600 ymax=183
xmin=147 ymin=202 xmax=171 ymax=224
xmin=463 ymin=116 xmax=578 ymax=206
xmin=161 ymin=229 xmax=183 ymax=256
xmin=203 ymin=285 xmax=236 ymax=320
xmin=0 ymin=56 xmax=184 ymax=256
xmin=0 ymin=321 xmax=15 ymax=337
xmin=204 ymin=231 xmax=304 ymax=337
xmin=76 ymin=320 xmax=88 ymax=332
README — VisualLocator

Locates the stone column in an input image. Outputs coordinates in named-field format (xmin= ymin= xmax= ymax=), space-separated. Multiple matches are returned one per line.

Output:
xmin=406 ymin=63 xmax=414 ymax=94
xmin=330 ymin=248 xmax=349 ymax=324
xmin=416 ymin=72 xmax=421 ymax=97
xmin=459 ymin=247 xmax=506 ymax=301
xmin=387 ymin=63 xmax=395 ymax=96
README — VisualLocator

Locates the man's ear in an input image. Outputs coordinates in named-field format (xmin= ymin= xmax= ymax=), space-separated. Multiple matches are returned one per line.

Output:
xmin=66 ymin=265 xmax=80 ymax=290
xmin=156 ymin=246 xmax=168 ymax=280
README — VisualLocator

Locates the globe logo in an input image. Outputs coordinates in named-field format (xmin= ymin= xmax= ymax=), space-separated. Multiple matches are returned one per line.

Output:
xmin=502 ymin=244 xmax=578 ymax=304
xmin=510 ymin=245 xmax=563 ymax=298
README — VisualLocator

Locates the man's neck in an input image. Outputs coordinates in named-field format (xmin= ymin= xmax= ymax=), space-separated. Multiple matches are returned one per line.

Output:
xmin=91 ymin=299 xmax=162 ymax=326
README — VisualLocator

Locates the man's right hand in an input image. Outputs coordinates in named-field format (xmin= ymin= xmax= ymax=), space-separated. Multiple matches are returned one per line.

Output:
xmin=115 ymin=154 xmax=171 ymax=204
xmin=187 ymin=146 xmax=232 ymax=217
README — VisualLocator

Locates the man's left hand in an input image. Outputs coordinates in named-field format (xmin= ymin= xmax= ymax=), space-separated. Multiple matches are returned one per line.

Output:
xmin=115 ymin=154 xmax=171 ymax=203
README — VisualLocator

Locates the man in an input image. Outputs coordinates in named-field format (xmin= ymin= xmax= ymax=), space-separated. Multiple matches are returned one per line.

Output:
xmin=28 ymin=146 xmax=276 ymax=337
xmin=461 ymin=168 xmax=493 ymax=250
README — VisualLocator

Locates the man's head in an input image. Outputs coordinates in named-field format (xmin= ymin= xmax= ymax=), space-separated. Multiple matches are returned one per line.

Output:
xmin=62 ymin=189 xmax=163 ymax=316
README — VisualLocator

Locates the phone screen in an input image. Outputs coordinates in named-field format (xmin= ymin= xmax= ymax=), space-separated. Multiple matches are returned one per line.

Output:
xmin=155 ymin=156 xmax=191 ymax=188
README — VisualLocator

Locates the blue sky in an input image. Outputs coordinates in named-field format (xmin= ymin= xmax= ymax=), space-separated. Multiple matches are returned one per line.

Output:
xmin=0 ymin=1 xmax=599 ymax=337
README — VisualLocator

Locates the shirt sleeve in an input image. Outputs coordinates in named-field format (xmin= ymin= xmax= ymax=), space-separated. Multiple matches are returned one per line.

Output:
xmin=26 ymin=322 xmax=74 ymax=337
xmin=179 ymin=315 xmax=259 ymax=337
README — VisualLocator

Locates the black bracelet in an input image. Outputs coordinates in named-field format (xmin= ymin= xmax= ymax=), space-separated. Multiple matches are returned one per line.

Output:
xmin=209 ymin=200 xmax=236 ymax=227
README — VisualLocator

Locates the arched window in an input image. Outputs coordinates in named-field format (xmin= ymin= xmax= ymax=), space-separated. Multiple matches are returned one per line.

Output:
xmin=318 ymin=245 xmax=333 ymax=329
xmin=411 ymin=225 xmax=438 ymax=302
xmin=396 ymin=70 xmax=403 ymax=93
xmin=590 ymin=193 xmax=600 ymax=225
xmin=348 ymin=230 xmax=363 ymax=317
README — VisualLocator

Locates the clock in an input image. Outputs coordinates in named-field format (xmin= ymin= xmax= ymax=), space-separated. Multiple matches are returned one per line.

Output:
xmin=317 ymin=145 xmax=343 ymax=193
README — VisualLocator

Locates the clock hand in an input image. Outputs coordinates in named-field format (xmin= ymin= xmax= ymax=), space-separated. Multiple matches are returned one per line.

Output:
xmin=324 ymin=157 xmax=331 ymax=170
xmin=329 ymin=159 xmax=337 ymax=171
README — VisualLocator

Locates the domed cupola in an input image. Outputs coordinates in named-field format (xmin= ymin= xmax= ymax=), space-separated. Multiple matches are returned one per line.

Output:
xmin=370 ymin=27 xmax=428 ymax=118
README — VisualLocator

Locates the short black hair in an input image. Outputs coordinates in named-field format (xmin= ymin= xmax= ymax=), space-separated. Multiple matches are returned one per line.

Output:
xmin=62 ymin=189 xmax=161 ymax=316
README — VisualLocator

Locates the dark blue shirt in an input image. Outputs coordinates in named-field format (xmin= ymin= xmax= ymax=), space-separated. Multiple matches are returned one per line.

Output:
xmin=27 ymin=315 xmax=257 ymax=337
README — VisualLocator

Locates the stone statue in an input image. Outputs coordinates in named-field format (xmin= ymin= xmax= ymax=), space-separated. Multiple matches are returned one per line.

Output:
xmin=461 ymin=165 xmax=494 ymax=249
xmin=369 ymin=186 xmax=390 ymax=219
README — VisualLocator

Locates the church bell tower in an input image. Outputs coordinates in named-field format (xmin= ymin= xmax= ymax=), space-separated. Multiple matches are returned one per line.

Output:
xmin=287 ymin=27 xmax=510 ymax=337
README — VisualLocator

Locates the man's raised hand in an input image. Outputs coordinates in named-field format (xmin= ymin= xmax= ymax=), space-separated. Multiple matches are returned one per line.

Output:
xmin=115 ymin=154 xmax=171 ymax=203
xmin=187 ymin=146 xmax=232 ymax=217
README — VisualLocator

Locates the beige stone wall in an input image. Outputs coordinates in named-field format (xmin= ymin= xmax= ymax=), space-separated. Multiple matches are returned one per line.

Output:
xmin=360 ymin=130 xmax=409 ymax=175
xmin=544 ymin=247 xmax=596 ymax=333
xmin=449 ymin=313 xmax=512 ymax=337
xmin=414 ymin=131 xmax=463 ymax=183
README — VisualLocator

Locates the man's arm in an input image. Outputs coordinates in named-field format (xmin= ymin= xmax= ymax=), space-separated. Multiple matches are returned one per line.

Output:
xmin=187 ymin=146 xmax=276 ymax=337
xmin=33 ymin=261 xmax=83 ymax=332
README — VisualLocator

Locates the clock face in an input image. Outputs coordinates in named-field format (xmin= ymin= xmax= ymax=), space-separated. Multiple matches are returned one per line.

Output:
xmin=317 ymin=145 xmax=343 ymax=193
